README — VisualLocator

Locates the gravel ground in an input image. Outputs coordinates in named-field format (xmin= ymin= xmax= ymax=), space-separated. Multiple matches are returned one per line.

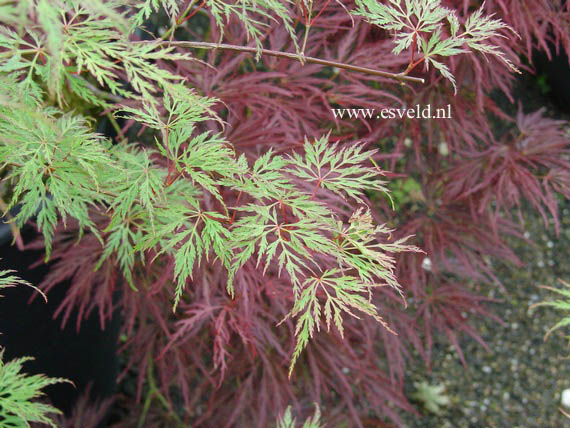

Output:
xmin=398 ymin=57 xmax=570 ymax=428
xmin=401 ymin=198 xmax=570 ymax=428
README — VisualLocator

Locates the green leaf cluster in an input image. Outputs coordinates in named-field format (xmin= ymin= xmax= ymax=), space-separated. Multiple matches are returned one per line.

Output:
xmin=0 ymin=349 xmax=69 ymax=428
xmin=204 ymin=0 xmax=299 ymax=55
xmin=352 ymin=0 xmax=520 ymax=93
xmin=277 ymin=404 xmax=322 ymax=428
xmin=0 ymin=0 xmax=421 ymax=374
xmin=0 ymin=270 xmax=66 ymax=427
xmin=410 ymin=381 xmax=451 ymax=415
xmin=0 ymin=265 xmax=47 ymax=302
xmin=531 ymin=279 xmax=570 ymax=341
xmin=0 ymin=269 xmax=68 ymax=428
xmin=0 ymin=1 xmax=195 ymax=106
xmin=129 ymin=0 xmax=299 ymax=56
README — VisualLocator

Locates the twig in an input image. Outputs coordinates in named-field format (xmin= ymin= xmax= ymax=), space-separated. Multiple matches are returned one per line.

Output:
xmin=78 ymin=78 xmax=127 ymax=104
xmin=156 ymin=41 xmax=425 ymax=84
xmin=0 ymin=195 xmax=24 ymax=250
xmin=158 ymin=0 xmax=201 ymax=41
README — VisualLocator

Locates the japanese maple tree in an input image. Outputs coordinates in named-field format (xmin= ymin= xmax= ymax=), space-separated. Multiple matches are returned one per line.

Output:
xmin=0 ymin=0 xmax=568 ymax=426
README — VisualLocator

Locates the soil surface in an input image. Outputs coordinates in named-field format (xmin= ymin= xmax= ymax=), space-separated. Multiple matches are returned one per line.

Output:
xmin=402 ymin=57 xmax=570 ymax=428
xmin=402 ymin=200 xmax=570 ymax=427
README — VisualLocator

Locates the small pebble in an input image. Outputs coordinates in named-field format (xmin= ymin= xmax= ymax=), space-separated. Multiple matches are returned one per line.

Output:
xmin=421 ymin=257 xmax=432 ymax=271
xmin=561 ymin=389 xmax=570 ymax=407
xmin=438 ymin=141 xmax=449 ymax=156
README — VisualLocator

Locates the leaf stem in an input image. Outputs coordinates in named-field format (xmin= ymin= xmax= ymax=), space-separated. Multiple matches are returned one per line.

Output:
xmin=230 ymin=190 xmax=242 ymax=224
xmin=300 ymin=25 xmax=310 ymax=62
xmin=138 ymin=354 xmax=183 ymax=428
xmin=309 ymin=0 xmax=332 ymax=26
xmin=105 ymin=112 xmax=125 ymax=143
xmin=159 ymin=0 xmax=200 ymax=41
xmin=75 ymin=77 xmax=126 ymax=104
xmin=309 ymin=179 xmax=321 ymax=200
xmin=410 ymin=32 xmax=417 ymax=65
xmin=405 ymin=56 xmax=425 ymax=75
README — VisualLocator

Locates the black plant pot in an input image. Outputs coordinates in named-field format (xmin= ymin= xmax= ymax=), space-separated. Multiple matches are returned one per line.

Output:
xmin=533 ymin=47 xmax=570 ymax=112
xmin=0 ymin=225 xmax=120 ymax=422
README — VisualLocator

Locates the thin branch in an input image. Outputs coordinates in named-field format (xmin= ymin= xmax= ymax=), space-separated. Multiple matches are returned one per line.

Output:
xmin=77 ymin=78 xmax=127 ymax=104
xmin=405 ymin=57 xmax=426 ymax=75
xmin=156 ymin=41 xmax=425 ymax=84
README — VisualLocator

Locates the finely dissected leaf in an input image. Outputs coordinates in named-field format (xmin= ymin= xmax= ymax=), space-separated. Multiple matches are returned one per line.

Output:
xmin=0 ymin=84 xmax=112 ymax=257
xmin=0 ymin=269 xmax=30 ymax=290
xmin=442 ymin=108 xmax=570 ymax=234
xmin=104 ymin=147 xmax=165 ymax=225
xmin=288 ymin=135 xmax=391 ymax=203
xmin=36 ymin=0 xmax=64 ymax=103
xmin=227 ymin=140 xmax=418 ymax=370
xmin=284 ymin=255 xmax=410 ymax=375
xmin=131 ymin=0 xmax=180 ymax=29
xmin=0 ymin=267 xmax=47 ymax=302
xmin=204 ymin=0 xmax=299 ymax=56
xmin=1 ymin=1 xmax=201 ymax=103
xmin=277 ymin=404 xmax=322 ymax=428
xmin=0 ymin=349 xmax=69 ymax=427
xmin=532 ymin=280 xmax=570 ymax=340
xmin=411 ymin=381 xmax=450 ymax=414
xmin=353 ymin=0 xmax=520 ymax=93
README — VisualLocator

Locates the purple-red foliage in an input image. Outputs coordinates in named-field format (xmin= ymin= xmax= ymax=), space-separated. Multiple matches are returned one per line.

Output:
xmin=30 ymin=0 xmax=570 ymax=425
